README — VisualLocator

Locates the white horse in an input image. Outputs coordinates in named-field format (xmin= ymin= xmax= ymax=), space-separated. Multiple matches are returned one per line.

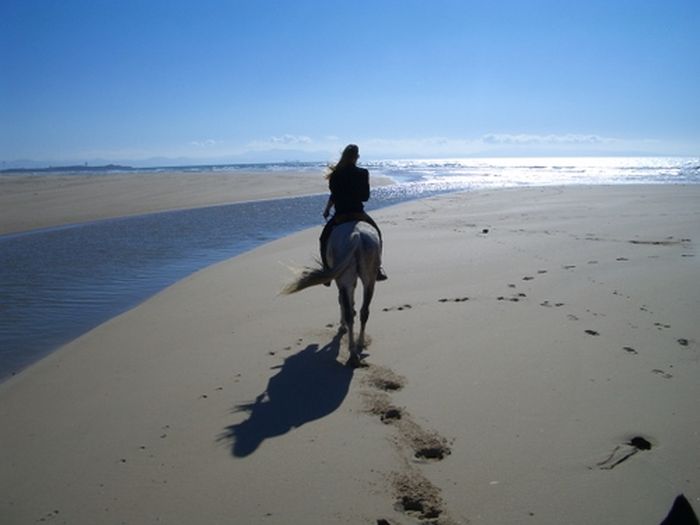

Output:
xmin=283 ymin=221 xmax=381 ymax=367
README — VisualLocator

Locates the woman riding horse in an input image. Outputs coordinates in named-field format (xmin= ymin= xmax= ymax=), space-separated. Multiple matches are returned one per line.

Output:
xmin=320 ymin=144 xmax=387 ymax=282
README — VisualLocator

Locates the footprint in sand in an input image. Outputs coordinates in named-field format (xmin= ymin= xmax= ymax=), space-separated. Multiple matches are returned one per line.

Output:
xmin=438 ymin=297 xmax=469 ymax=303
xmin=585 ymin=330 xmax=600 ymax=336
xmin=652 ymin=369 xmax=673 ymax=379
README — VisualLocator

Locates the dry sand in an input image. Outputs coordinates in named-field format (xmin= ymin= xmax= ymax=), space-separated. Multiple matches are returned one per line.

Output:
xmin=0 ymin=170 xmax=393 ymax=235
xmin=1 ymin=185 xmax=699 ymax=524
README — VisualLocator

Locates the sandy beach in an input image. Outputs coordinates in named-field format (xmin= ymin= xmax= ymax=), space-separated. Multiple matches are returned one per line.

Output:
xmin=0 ymin=170 xmax=393 ymax=236
xmin=1 ymin=184 xmax=699 ymax=524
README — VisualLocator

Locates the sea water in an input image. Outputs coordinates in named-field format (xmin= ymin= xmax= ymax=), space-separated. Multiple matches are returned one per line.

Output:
xmin=1 ymin=157 xmax=698 ymax=379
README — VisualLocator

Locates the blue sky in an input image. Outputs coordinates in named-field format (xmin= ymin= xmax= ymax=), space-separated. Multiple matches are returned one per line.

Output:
xmin=1 ymin=0 xmax=698 ymax=166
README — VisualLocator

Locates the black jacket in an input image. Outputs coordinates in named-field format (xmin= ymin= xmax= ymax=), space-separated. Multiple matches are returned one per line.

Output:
xmin=329 ymin=166 xmax=370 ymax=214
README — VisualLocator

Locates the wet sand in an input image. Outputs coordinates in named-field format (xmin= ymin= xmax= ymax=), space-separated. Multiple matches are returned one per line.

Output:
xmin=0 ymin=170 xmax=393 ymax=235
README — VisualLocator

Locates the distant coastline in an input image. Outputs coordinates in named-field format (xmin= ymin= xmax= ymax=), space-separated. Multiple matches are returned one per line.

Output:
xmin=1 ymin=164 xmax=136 ymax=174
xmin=0 ymin=161 xmax=328 ymax=175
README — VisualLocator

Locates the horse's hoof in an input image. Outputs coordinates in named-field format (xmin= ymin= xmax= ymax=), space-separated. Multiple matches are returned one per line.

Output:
xmin=346 ymin=355 xmax=365 ymax=368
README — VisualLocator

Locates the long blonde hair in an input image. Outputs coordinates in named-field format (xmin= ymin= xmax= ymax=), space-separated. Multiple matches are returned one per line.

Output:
xmin=325 ymin=144 xmax=359 ymax=180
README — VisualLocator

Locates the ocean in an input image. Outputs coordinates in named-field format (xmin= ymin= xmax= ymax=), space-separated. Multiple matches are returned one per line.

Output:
xmin=1 ymin=157 xmax=698 ymax=379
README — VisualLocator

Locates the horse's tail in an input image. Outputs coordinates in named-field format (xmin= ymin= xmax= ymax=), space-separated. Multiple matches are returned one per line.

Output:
xmin=281 ymin=235 xmax=360 ymax=294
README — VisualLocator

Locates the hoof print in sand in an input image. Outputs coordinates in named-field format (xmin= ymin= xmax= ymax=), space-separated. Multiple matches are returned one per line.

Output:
xmin=362 ymin=364 xmax=456 ymax=522
xmin=498 ymin=295 xmax=525 ymax=302
xmin=366 ymin=366 xmax=406 ymax=392
xmin=597 ymin=436 xmax=653 ymax=470
xmin=438 ymin=297 xmax=469 ymax=303
xmin=414 ymin=445 xmax=450 ymax=461
xmin=677 ymin=338 xmax=689 ymax=347
xmin=381 ymin=407 xmax=403 ymax=424
xmin=383 ymin=304 xmax=412 ymax=312
xmin=404 ymin=421 xmax=452 ymax=464
xmin=585 ymin=330 xmax=600 ymax=336
xmin=652 ymin=369 xmax=673 ymax=379
xmin=393 ymin=472 xmax=446 ymax=521
xmin=540 ymin=300 xmax=565 ymax=308
xmin=373 ymin=378 xmax=404 ymax=392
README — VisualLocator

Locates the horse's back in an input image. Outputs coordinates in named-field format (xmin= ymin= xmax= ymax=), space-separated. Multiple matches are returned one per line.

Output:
xmin=327 ymin=221 xmax=381 ymax=277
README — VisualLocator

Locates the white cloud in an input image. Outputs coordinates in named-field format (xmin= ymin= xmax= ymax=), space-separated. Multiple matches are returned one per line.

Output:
xmin=481 ymin=133 xmax=617 ymax=145
xmin=360 ymin=137 xmax=483 ymax=157
xmin=199 ymin=132 xmax=681 ymax=163
xmin=189 ymin=139 xmax=222 ymax=148
xmin=269 ymin=134 xmax=312 ymax=145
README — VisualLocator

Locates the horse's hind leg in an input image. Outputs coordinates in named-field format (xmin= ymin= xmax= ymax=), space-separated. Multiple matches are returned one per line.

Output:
xmin=357 ymin=279 xmax=375 ymax=352
xmin=338 ymin=285 xmax=355 ymax=353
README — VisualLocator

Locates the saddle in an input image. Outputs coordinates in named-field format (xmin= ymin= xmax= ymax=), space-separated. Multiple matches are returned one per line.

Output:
xmin=331 ymin=212 xmax=380 ymax=236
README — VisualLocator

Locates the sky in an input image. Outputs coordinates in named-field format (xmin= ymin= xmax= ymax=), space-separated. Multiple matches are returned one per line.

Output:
xmin=1 ymin=0 xmax=699 ymax=166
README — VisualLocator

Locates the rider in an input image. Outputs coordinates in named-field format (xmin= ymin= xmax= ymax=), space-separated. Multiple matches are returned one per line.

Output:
xmin=320 ymin=144 xmax=387 ymax=282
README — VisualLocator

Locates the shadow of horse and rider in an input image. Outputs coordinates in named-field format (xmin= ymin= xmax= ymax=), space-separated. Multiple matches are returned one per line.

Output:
xmin=220 ymin=329 xmax=355 ymax=458
xmin=222 ymin=220 xmax=379 ymax=457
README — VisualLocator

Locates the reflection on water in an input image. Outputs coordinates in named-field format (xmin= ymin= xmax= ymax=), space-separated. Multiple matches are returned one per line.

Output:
xmin=0 ymin=183 xmax=456 ymax=379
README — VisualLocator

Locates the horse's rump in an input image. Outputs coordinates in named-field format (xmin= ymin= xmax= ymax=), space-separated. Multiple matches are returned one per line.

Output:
xmin=326 ymin=221 xmax=381 ymax=273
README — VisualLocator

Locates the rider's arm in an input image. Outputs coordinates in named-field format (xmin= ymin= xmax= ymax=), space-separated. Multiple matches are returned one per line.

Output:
xmin=323 ymin=195 xmax=334 ymax=219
